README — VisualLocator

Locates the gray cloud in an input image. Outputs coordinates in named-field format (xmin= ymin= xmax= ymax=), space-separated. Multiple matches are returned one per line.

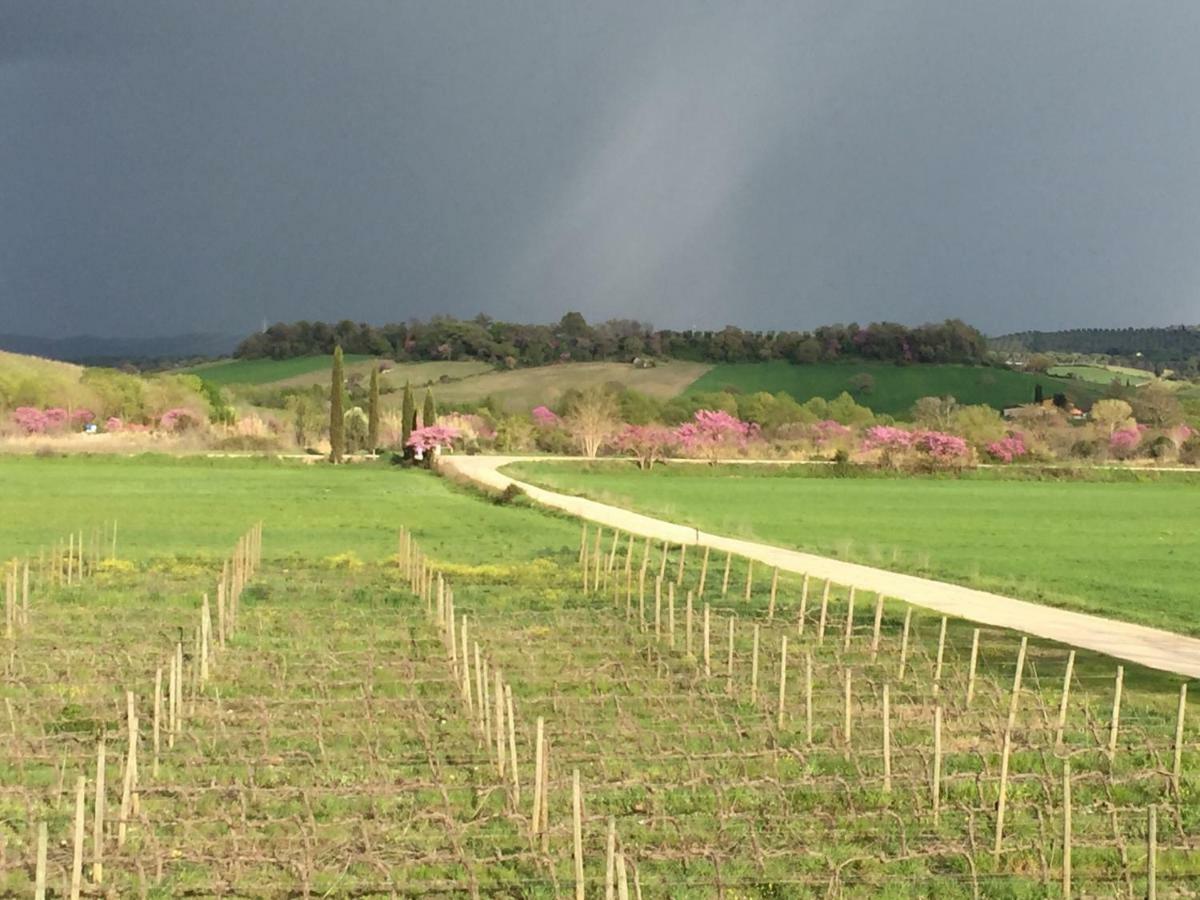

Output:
xmin=2 ymin=1 xmax=1199 ymax=338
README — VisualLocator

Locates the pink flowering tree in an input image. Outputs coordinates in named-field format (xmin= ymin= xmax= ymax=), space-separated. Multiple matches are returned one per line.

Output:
xmin=531 ymin=405 xmax=560 ymax=427
xmin=675 ymin=410 xmax=758 ymax=462
xmin=12 ymin=407 xmax=48 ymax=434
xmin=71 ymin=409 xmax=95 ymax=424
xmin=1109 ymin=426 xmax=1142 ymax=458
xmin=406 ymin=424 xmax=459 ymax=460
xmin=159 ymin=408 xmax=200 ymax=433
xmin=986 ymin=434 xmax=1028 ymax=464
xmin=863 ymin=425 xmax=970 ymax=468
xmin=105 ymin=417 xmax=124 ymax=432
xmin=861 ymin=425 xmax=915 ymax=467
xmin=614 ymin=424 xmax=678 ymax=470
xmin=42 ymin=408 xmax=69 ymax=431
xmin=912 ymin=430 xmax=970 ymax=466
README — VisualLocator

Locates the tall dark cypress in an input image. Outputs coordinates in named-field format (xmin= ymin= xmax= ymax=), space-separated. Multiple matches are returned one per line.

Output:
xmin=329 ymin=346 xmax=346 ymax=464
xmin=401 ymin=382 xmax=415 ymax=450
xmin=422 ymin=388 xmax=436 ymax=427
xmin=367 ymin=365 xmax=380 ymax=452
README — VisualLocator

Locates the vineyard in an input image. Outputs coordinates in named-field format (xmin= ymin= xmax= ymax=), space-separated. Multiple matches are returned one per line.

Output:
xmin=1 ymin=513 xmax=1197 ymax=897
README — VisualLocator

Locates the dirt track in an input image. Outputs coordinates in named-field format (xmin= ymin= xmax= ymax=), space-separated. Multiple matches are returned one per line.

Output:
xmin=442 ymin=454 xmax=1200 ymax=679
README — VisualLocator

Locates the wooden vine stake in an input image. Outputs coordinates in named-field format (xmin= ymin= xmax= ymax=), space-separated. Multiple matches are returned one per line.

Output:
xmin=581 ymin=525 xmax=590 ymax=594
xmin=616 ymin=850 xmax=630 ymax=900
xmin=777 ymin=636 xmax=788 ymax=729
xmin=1107 ymin=665 xmax=1124 ymax=760
xmin=1055 ymin=650 xmax=1076 ymax=750
xmin=843 ymin=668 xmax=853 ymax=747
xmin=92 ymin=737 xmax=106 ymax=884
xmin=993 ymin=728 xmax=1013 ymax=861
xmin=494 ymin=668 xmax=506 ymax=777
xmin=505 ymin=685 xmax=520 ymax=806
xmin=654 ymin=577 xmax=662 ymax=641
xmin=817 ymin=580 xmax=830 ymax=645
xmin=797 ymin=575 xmax=809 ymax=636
xmin=118 ymin=691 xmax=136 ymax=848
xmin=1147 ymin=805 xmax=1158 ymax=900
xmin=667 ymin=584 xmax=676 ymax=650
xmin=805 ymin=651 xmax=814 ymax=744
xmin=1006 ymin=636 xmax=1028 ymax=731
xmin=932 ymin=616 xmax=948 ymax=697
xmin=750 ymin=624 xmax=760 ymax=704
xmin=531 ymin=717 xmax=545 ymax=841
xmin=882 ymin=683 xmax=892 ymax=793
xmin=1062 ymin=759 xmax=1071 ymax=898
xmin=932 ymin=705 xmax=943 ymax=826
xmin=153 ymin=667 xmax=162 ymax=778
xmin=1173 ymin=683 xmax=1187 ymax=798
xmin=966 ymin=628 xmax=980 ymax=707
xmin=721 ymin=550 xmax=732 ymax=597
xmin=703 ymin=604 xmax=711 ymax=677
xmin=572 ymin=770 xmax=585 ymax=900
xmin=70 ymin=774 xmax=86 ymax=900
xmin=767 ymin=567 xmax=779 ymax=620
xmin=675 ymin=543 xmax=686 ymax=586
xmin=685 ymin=591 xmax=694 ymax=657
xmin=605 ymin=817 xmax=616 ymax=899
xmin=897 ymin=609 xmax=912 ymax=680
xmin=697 ymin=546 xmax=710 ymax=596
xmin=843 ymin=587 xmax=855 ymax=651
xmin=34 ymin=821 xmax=48 ymax=900
xmin=744 ymin=558 xmax=753 ymax=602
xmin=726 ymin=617 xmax=735 ymax=694
xmin=870 ymin=594 xmax=884 ymax=662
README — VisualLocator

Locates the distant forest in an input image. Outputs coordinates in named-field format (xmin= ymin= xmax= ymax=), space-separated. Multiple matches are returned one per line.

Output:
xmin=234 ymin=315 xmax=990 ymax=368
xmin=993 ymin=326 xmax=1200 ymax=371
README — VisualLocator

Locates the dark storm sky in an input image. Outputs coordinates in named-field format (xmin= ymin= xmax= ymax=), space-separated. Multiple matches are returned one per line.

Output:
xmin=4 ymin=2 xmax=1200 ymax=339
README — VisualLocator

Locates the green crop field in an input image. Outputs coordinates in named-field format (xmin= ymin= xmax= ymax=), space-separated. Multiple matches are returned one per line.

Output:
xmin=1048 ymin=364 xmax=1155 ymax=386
xmin=506 ymin=461 xmax=1200 ymax=634
xmin=1 ymin=456 xmax=1197 ymax=895
xmin=429 ymin=360 xmax=712 ymax=412
xmin=180 ymin=354 xmax=375 ymax=386
xmin=686 ymin=361 xmax=1099 ymax=415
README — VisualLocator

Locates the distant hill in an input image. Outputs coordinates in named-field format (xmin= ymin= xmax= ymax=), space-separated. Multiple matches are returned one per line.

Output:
xmin=0 ymin=333 xmax=240 ymax=367
xmin=991 ymin=326 xmax=1200 ymax=367
xmin=688 ymin=360 xmax=1101 ymax=416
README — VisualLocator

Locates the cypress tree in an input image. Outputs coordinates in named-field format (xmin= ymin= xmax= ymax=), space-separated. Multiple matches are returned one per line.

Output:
xmin=367 ymin=365 xmax=380 ymax=452
xmin=422 ymin=388 xmax=436 ymax=427
xmin=329 ymin=346 xmax=346 ymax=464
xmin=1034 ymin=383 xmax=1044 ymax=404
xmin=401 ymin=382 xmax=415 ymax=451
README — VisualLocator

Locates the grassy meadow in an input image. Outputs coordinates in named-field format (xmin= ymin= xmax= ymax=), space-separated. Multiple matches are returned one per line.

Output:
xmin=1 ymin=455 xmax=1197 ymax=895
xmin=1047 ymin=364 xmax=1155 ymax=386
xmin=180 ymin=354 xmax=375 ymax=386
xmin=505 ymin=461 xmax=1200 ymax=634
xmin=688 ymin=360 xmax=1101 ymax=414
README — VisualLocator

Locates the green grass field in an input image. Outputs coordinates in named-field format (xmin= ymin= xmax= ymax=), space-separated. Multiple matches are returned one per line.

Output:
xmin=181 ymin=354 xmax=375 ymax=386
xmin=506 ymin=461 xmax=1200 ymax=634
xmin=1048 ymin=364 xmax=1154 ymax=386
xmin=0 ymin=456 xmax=1197 ymax=895
xmin=687 ymin=361 xmax=1100 ymax=415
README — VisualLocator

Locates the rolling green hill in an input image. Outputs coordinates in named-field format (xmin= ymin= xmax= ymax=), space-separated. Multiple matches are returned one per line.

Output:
xmin=686 ymin=360 xmax=1100 ymax=415
xmin=181 ymin=355 xmax=374 ymax=386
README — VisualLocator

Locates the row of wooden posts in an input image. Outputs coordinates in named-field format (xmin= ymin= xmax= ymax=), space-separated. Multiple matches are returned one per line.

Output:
xmin=398 ymin=526 xmax=647 ymax=899
xmin=5 ymin=522 xmax=122 ymax=640
xmin=577 ymin=522 xmax=1183 ymax=893
xmin=29 ymin=523 xmax=262 ymax=900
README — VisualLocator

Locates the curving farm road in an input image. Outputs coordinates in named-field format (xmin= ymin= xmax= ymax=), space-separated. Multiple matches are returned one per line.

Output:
xmin=441 ymin=454 xmax=1200 ymax=679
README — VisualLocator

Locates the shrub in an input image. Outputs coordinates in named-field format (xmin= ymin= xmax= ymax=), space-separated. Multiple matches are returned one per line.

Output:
xmin=1179 ymin=435 xmax=1200 ymax=466
xmin=986 ymin=434 xmax=1028 ymax=464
